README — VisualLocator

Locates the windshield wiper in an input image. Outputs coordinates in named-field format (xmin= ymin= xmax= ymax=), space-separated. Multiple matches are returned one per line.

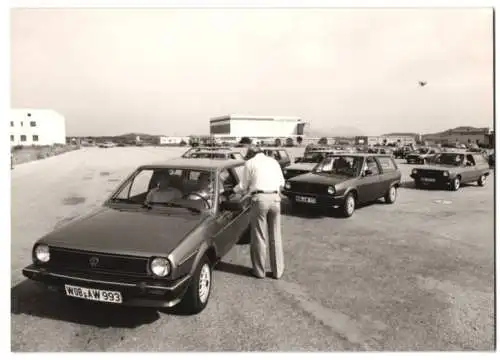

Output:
xmin=146 ymin=201 xmax=202 ymax=213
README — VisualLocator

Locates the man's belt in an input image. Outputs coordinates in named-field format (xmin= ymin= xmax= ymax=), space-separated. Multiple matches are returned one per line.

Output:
xmin=251 ymin=190 xmax=278 ymax=195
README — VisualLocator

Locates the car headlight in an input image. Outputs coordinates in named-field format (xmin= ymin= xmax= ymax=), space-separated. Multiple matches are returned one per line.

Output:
xmin=327 ymin=186 xmax=335 ymax=194
xmin=412 ymin=169 xmax=418 ymax=174
xmin=443 ymin=171 xmax=449 ymax=177
xmin=285 ymin=182 xmax=291 ymax=189
xmin=150 ymin=257 xmax=171 ymax=277
xmin=34 ymin=244 xmax=50 ymax=263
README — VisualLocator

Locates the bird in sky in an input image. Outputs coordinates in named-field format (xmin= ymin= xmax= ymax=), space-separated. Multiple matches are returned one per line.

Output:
xmin=418 ymin=81 xmax=427 ymax=87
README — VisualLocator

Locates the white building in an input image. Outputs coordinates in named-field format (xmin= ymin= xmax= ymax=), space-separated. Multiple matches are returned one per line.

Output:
xmin=209 ymin=114 xmax=307 ymax=141
xmin=10 ymin=108 xmax=66 ymax=146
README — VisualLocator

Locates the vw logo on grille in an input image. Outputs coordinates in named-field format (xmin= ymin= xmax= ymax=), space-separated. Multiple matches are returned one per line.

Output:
xmin=89 ymin=256 xmax=99 ymax=267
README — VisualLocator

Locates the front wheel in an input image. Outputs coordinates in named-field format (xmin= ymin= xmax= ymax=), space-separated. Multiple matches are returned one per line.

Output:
xmin=342 ymin=192 xmax=356 ymax=217
xmin=384 ymin=185 xmax=397 ymax=204
xmin=181 ymin=255 xmax=212 ymax=314
xmin=450 ymin=177 xmax=461 ymax=191
xmin=478 ymin=174 xmax=486 ymax=187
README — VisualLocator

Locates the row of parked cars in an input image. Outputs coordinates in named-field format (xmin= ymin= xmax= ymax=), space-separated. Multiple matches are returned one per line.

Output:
xmin=21 ymin=144 xmax=492 ymax=315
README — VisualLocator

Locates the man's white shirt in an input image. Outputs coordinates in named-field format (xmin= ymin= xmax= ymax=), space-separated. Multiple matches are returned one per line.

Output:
xmin=234 ymin=152 xmax=285 ymax=194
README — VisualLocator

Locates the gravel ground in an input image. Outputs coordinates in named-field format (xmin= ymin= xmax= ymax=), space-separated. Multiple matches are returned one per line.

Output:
xmin=10 ymin=147 xmax=495 ymax=351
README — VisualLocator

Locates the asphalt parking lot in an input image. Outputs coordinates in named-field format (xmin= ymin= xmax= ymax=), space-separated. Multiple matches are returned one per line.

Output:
xmin=11 ymin=146 xmax=494 ymax=351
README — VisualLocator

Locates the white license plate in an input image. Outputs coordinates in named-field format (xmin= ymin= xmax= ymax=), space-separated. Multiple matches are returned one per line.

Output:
xmin=64 ymin=284 xmax=122 ymax=303
xmin=421 ymin=177 xmax=436 ymax=182
xmin=296 ymin=195 xmax=316 ymax=204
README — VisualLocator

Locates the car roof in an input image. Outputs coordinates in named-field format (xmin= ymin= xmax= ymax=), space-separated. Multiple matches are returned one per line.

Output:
xmin=263 ymin=147 xmax=287 ymax=151
xmin=324 ymin=152 xmax=393 ymax=158
xmin=141 ymin=157 xmax=245 ymax=170
xmin=194 ymin=149 xmax=239 ymax=154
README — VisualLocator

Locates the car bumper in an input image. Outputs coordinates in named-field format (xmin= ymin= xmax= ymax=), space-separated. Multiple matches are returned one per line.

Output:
xmin=410 ymin=174 xmax=452 ymax=187
xmin=22 ymin=264 xmax=191 ymax=308
xmin=282 ymin=191 xmax=345 ymax=207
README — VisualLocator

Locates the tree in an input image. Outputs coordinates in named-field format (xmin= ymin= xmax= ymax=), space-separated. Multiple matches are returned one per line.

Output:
xmin=297 ymin=136 xmax=303 ymax=146
xmin=318 ymin=137 xmax=328 ymax=145
xmin=285 ymin=137 xmax=294 ymax=147
xmin=274 ymin=138 xmax=282 ymax=147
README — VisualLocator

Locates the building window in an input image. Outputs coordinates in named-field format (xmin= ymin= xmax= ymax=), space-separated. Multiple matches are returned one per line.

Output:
xmin=27 ymin=113 xmax=31 ymax=117
xmin=20 ymin=121 xmax=23 ymax=127
xmin=20 ymin=135 xmax=27 ymax=142
xmin=10 ymin=135 xmax=14 ymax=141
xmin=30 ymin=121 xmax=36 ymax=127
xmin=32 ymin=135 xmax=39 ymax=142
xmin=10 ymin=121 xmax=13 ymax=127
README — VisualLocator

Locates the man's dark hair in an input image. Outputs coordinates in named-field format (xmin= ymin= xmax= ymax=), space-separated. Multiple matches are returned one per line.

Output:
xmin=239 ymin=137 xmax=252 ymax=145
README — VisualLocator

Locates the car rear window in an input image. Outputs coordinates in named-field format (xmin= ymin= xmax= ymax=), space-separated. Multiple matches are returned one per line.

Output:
xmin=376 ymin=156 xmax=397 ymax=171
xmin=278 ymin=150 xmax=289 ymax=160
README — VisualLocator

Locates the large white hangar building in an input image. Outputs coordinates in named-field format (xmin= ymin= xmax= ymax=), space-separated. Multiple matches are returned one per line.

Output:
xmin=209 ymin=114 xmax=307 ymax=140
xmin=10 ymin=108 xmax=66 ymax=146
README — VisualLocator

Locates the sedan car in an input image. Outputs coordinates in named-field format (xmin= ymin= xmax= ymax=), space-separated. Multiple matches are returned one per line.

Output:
xmin=406 ymin=147 xmax=439 ymax=164
xmin=282 ymin=154 xmax=401 ymax=217
xmin=283 ymin=150 xmax=338 ymax=180
xmin=181 ymin=146 xmax=232 ymax=158
xmin=22 ymin=158 xmax=252 ymax=314
xmin=262 ymin=148 xmax=291 ymax=169
xmin=410 ymin=151 xmax=490 ymax=191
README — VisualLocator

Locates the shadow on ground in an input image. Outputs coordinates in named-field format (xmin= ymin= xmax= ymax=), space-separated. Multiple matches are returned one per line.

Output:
xmin=215 ymin=261 xmax=273 ymax=279
xmin=399 ymin=180 xmax=479 ymax=191
xmin=11 ymin=280 xmax=173 ymax=328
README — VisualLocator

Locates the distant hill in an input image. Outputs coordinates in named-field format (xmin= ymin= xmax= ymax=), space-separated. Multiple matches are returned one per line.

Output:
xmin=116 ymin=133 xmax=155 ymax=138
xmin=382 ymin=132 xmax=419 ymax=137
xmin=423 ymin=126 xmax=491 ymax=136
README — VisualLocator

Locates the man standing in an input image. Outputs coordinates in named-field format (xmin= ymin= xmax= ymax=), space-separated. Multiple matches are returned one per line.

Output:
xmin=233 ymin=144 xmax=286 ymax=279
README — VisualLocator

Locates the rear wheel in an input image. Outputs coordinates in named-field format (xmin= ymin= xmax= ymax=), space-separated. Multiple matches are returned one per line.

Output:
xmin=478 ymin=174 xmax=486 ymax=187
xmin=180 ymin=255 xmax=212 ymax=314
xmin=384 ymin=185 xmax=397 ymax=204
xmin=450 ymin=177 xmax=461 ymax=191
xmin=342 ymin=192 xmax=356 ymax=217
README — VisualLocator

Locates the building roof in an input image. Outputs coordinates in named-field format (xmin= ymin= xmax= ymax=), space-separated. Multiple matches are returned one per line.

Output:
xmin=210 ymin=114 xmax=302 ymax=122
xmin=141 ymin=157 xmax=245 ymax=170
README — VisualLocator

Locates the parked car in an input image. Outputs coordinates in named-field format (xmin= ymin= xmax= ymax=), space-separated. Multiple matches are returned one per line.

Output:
xmin=410 ymin=151 xmax=490 ymax=191
xmin=181 ymin=146 xmax=232 ymax=158
xmin=406 ymin=147 xmax=440 ymax=164
xmin=393 ymin=146 xmax=413 ymax=159
xmin=262 ymin=148 xmax=291 ymax=169
xmin=186 ymin=149 xmax=244 ymax=161
xmin=304 ymin=145 xmax=333 ymax=155
xmin=282 ymin=154 xmax=402 ymax=217
xmin=283 ymin=150 xmax=338 ymax=180
xmin=97 ymin=141 xmax=116 ymax=148
xmin=22 ymin=158 xmax=252 ymax=314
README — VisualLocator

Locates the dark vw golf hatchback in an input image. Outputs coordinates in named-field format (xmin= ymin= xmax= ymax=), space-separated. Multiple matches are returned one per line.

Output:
xmin=22 ymin=158 xmax=252 ymax=314
xmin=282 ymin=154 xmax=402 ymax=217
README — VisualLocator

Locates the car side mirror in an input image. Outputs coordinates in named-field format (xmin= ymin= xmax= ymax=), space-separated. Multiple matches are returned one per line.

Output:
xmin=363 ymin=169 xmax=373 ymax=176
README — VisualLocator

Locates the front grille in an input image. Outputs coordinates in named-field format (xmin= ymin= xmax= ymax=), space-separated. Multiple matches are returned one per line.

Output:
xmin=416 ymin=169 xmax=446 ymax=178
xmin=291 ymin=182 xmax=328 ymax=194
xmin=48 ymin=247 xmax=150 ymax=276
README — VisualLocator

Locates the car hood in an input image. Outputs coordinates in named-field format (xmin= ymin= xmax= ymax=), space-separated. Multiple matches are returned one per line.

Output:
xmin=285 ymin=163 xmax=317 ymax=171
xmin=288 ymin=172 xmax=354 ymax=186
xmin=412 ymin=164 xmax=461 ymax=172
xmin=39 ymin=207 xmax=208 ymax=256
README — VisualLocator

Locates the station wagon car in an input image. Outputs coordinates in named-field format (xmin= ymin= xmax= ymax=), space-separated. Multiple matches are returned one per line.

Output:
xmin=406 ymin=147 xmax=440 ymax=164
xmin=186 ymin=149 xmax=244 ymax=160
xmin=262 ymin=148 xmax=291 ymax=169
xmin=22 ymin=158 xmax=252 ymax=314
xmin=181 ymin=146 xmax=232 ymax=158
xmin=410 ymin=151 xmax=490 ymax=191
xmin=282 ymin=154 xmax=402 ymax=217
xmin=283 ymin=150 xmax=338 ymax=180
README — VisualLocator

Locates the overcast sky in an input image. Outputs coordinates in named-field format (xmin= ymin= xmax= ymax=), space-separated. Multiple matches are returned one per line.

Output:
xmin=10 ymin=8 xmax=493 ymax=136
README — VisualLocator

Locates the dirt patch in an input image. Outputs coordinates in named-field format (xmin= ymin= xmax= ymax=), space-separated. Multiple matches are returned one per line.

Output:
xmin=62 ymin=196 xmax=86 ymax=206
xmin=100 ymin=171 xmax=110 ymax=177
xmin=108 ymin=178 xmax=120 ymax=183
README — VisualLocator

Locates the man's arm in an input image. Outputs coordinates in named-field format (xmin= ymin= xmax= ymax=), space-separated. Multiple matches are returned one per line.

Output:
xmin=275 ymin=160 xmax=285 ymax=192
xmin=233 ymin=163 xmax=251 ymax=193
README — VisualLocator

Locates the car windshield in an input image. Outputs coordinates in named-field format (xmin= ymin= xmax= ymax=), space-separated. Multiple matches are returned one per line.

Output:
xmin=110 ymin=167 xmax=221 ymax=211
xmin=418 ymin=148 xmax=429 ymax=154
xmin=430 ymin=153 xmax=465 ymax=166
xmin=313 ymin=156 xmax=363 ymax=177
xmin=191 ymin=152 xmax=226 ymax=159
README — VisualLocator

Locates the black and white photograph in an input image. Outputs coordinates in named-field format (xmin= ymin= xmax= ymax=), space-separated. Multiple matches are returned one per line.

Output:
xmin=6 ymin=0 xmax=496 ymax=354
